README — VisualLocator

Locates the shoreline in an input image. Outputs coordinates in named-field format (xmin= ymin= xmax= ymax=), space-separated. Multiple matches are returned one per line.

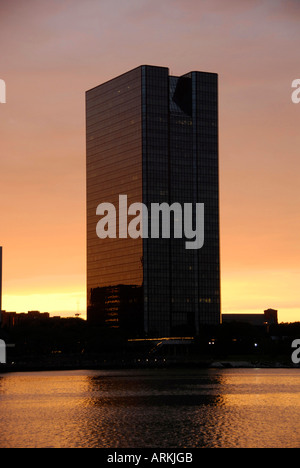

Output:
xmin=1 ymin=358 xmax=299 ymax=373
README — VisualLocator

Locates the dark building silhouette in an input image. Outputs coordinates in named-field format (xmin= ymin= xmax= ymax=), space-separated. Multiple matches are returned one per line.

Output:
xmin=222 ymin=309 xmax=278 ymax=326
xmin=0 ymin=247 xmax=2 ymax=325
xmin=264 ymin=308 xmax=278 ymax=324
xmin=1 ymin=310 xmax=51 ymax=329
xmin=86 ymin=65 xmax=221 ymax=337
xmin=88 ymin=285 xmax=143 ymax=333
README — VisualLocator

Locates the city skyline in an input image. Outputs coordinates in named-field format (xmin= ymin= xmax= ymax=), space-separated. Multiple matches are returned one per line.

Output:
xmin=0 ymin=0 xmax=299 ymax=323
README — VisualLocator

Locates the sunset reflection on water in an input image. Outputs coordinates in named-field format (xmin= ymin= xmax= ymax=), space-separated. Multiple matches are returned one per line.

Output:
xmin=0 ymin=368 xmax=299 ymax=448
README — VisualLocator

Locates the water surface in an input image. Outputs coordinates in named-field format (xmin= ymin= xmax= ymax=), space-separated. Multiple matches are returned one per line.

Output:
xmin=0 ymin=368 xmax=299 ymax=448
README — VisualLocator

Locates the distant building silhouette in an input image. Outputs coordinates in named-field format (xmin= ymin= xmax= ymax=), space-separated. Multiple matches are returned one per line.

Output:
xmin=86 ymin=65 xmax=221 ymax=337
xmin=1 ymin=310 xmax=51 ymax=329
xmin=0 ymin=247 xmax=3 ymax=326
xmin=264 ymin=308 xmax=278 ymax=324
xmin=222 ymin=309 xmax=278 ymax=326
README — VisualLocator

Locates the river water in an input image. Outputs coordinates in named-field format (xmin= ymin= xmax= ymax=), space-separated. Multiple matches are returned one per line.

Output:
xmin=0 ymin=368 xmax=299 ymax=448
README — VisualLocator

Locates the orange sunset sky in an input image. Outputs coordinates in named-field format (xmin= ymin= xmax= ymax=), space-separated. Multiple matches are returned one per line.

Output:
xmin=0 ymin=0 xmax=299 ymax=322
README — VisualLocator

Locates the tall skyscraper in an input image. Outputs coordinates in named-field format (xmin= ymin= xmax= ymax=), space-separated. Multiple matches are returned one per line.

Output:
xmin=86 ymin=65 xmax=220 ymax=337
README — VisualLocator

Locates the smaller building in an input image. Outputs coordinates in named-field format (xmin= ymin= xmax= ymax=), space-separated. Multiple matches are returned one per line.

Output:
xmin=0 ymin=246 xmax=3 ymax=326
xmin=222 ymin=309 xmax=278 ymax=326
xmin=88 ymin=285 xmax=144 ymax=335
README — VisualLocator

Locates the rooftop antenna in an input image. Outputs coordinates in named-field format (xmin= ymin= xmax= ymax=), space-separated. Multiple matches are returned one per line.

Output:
xmin=75 ymin=300 xmax=81 ymax=318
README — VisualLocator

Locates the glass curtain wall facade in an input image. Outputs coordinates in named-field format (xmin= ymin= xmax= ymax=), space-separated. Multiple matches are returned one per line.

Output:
xmin=86 ymin=65 xmax=220 ymax=337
